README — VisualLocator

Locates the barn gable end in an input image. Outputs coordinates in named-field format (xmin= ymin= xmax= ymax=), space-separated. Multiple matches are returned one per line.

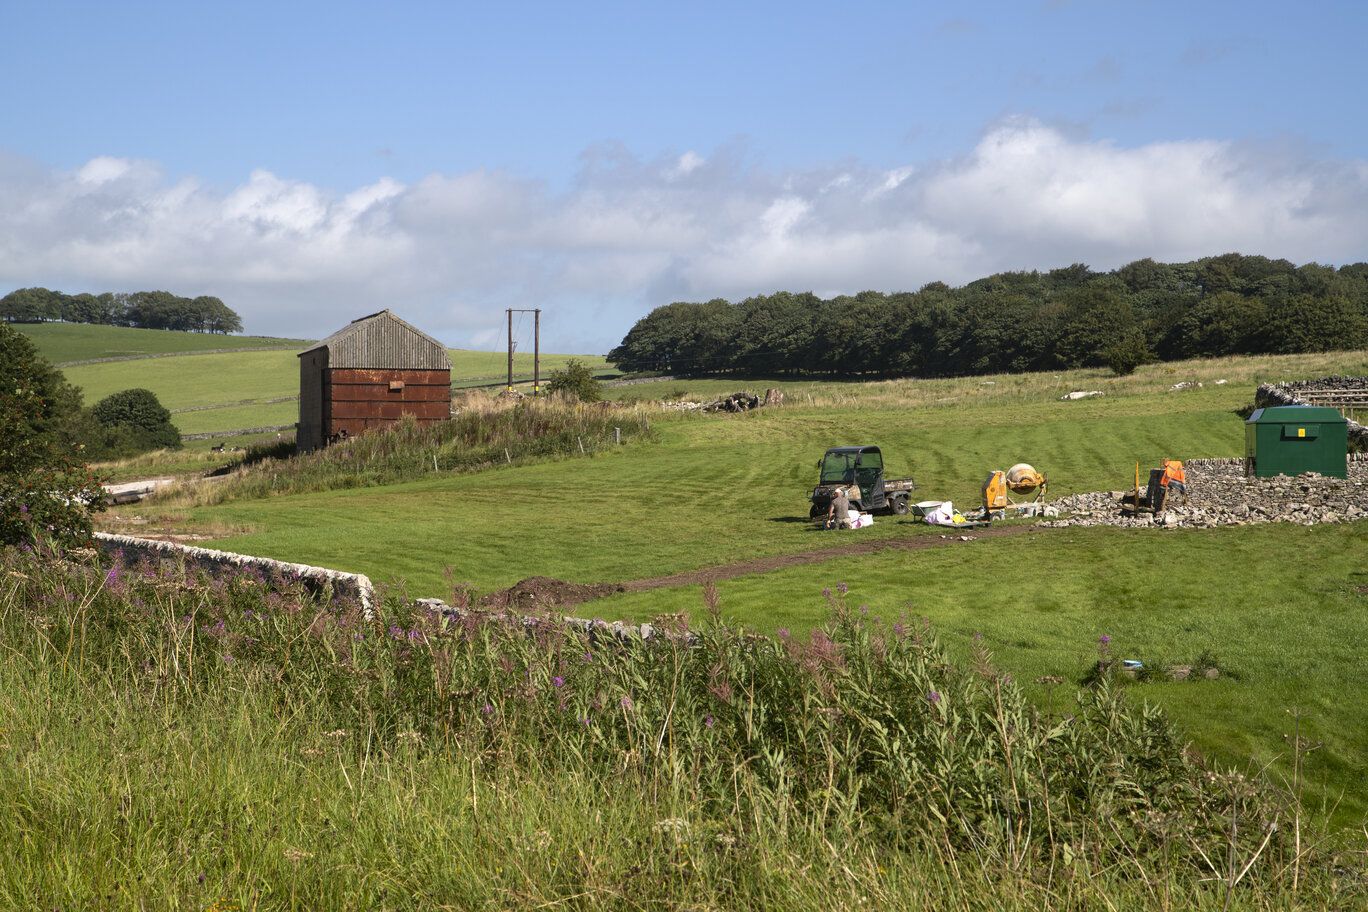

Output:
xmin=297 ymin=310 xmax=452 ymax=452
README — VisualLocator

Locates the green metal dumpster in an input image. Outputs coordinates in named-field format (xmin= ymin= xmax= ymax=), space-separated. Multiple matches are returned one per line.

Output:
xmin=1244 ymin=405 xmax=1348 ymax=478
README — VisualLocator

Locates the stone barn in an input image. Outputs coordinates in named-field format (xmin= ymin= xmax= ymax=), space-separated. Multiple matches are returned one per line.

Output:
xmin=297 ymin=310 xmax=452 ymax=453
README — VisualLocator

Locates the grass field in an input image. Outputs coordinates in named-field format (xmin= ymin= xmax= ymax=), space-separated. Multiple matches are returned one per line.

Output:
xmin=14 ymin=321 xmax=306 ymax=363
xmin=117 ymin=348 xmax=1365 ymax=827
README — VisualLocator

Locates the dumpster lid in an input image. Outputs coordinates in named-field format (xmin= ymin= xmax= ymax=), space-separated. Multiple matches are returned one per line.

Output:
xmin=1246 ymin=405 xmax=1346 ymax=424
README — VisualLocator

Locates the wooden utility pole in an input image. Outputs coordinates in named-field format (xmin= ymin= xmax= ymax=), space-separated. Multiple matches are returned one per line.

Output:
xmin=533 ymin=308 xmax=541 ymax=395
xmin=506 ymin=308 xmax=514 ymax=390
xmin=506 ymin=308 xmax=542 ymax=394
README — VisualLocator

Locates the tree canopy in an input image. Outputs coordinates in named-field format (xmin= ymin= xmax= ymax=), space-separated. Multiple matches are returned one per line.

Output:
xmin=0 ymin=287 xmax=243 ymax=333
xmin=608 ymin=254 xmax=1368 ymax=378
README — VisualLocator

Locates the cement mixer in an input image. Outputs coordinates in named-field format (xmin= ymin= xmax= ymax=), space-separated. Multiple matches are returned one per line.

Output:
xmin=974 ymin=463 xmax=1050 ymax=520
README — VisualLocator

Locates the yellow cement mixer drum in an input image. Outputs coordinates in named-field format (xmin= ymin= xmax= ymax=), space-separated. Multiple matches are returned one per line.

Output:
xmin=1005 ymin=463 xmax=1045 ymax=494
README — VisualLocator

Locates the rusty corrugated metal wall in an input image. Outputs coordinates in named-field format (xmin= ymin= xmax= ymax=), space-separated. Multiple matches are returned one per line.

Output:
xmin=297 ymin=310 xmax=452 ymax=450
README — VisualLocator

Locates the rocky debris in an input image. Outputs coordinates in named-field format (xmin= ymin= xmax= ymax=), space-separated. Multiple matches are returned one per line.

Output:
xmin=605 ymin=374 xmax=682 ymax=388
xmin=1042 ymin=458 xmax=1368 ymax=530
xmin=764 ymin=387 xmax=785 ymax=407
xmin=496 ymin=388 xmax=527 ymax=401
xmin=479 ymin=576 xmax=625 ymax=612
xmin=1170 ymin=380 xmax=1203 ymax=391
xmin=659 ymin=400 xmax=706 ymax=412
xmin=1061 ymin=390 xmax=1104 ymax=401
xmin=704 ymin=390 xmax=763 ymax=412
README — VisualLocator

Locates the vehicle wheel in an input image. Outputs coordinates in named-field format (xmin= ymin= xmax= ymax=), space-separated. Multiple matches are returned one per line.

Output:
xmin=890 ymin=496 xmax=909 ymax=515
xmin=809 ymin=504 xmax=822 ymax=519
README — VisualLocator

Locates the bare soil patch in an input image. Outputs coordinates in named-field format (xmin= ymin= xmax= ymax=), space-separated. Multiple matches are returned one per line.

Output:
xmin=478 ymin=524 xmax=1038 ymax=612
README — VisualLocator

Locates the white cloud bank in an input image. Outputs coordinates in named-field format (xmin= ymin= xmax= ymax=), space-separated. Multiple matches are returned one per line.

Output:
xmin=2 ymin=118 xmax=1367 ymax=351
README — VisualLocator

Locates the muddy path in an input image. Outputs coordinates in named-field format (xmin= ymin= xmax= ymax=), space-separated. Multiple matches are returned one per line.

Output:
xmin=481 ymin=523 xmax=1042 ymax=613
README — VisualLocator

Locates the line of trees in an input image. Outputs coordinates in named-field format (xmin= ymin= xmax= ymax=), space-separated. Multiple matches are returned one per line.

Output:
xmin=0 ymin=287 xmax=243 ymax=333
xmin=608 ymin=254 xmax=1368 ymax=378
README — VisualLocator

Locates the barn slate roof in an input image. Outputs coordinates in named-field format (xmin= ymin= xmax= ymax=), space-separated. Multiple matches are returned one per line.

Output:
xmin=299 ymin=309 xmax=452 ymax=370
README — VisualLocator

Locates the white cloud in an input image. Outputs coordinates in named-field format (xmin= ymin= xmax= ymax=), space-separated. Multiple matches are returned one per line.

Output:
xmin=2 ymin=120 xmax=1367 ymax=352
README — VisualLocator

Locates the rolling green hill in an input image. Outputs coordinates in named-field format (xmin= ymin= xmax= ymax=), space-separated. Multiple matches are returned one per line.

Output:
xmin=14 ymin=322 xmax=307 ymax=364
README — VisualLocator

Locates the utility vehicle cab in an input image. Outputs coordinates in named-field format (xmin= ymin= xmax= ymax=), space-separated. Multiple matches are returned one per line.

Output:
xmin=809 ymin=445 xmax=915 ymax=517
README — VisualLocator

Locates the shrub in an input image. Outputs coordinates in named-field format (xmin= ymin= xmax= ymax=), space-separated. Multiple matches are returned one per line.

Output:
xmin=90 ymin=388 xmax=181 ymax=454
xmin=1101 ymin=333 xmax=1150 ymax=376
xmin=545 ymin=359 xmax=603 ymax=402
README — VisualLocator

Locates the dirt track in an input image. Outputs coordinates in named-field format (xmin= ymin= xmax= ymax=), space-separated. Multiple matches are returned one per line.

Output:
xmin=618 ymin=523 xmax=1037 ymax=592
xmin=480 ymin=523 xmax=1040 ymax=612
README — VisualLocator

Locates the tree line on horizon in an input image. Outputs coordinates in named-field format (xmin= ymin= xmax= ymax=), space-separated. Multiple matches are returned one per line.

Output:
xmin=607 ymin=254 xmax=1368 ymax=377
xmin=0 ymin=287 xmax=243 ymax=334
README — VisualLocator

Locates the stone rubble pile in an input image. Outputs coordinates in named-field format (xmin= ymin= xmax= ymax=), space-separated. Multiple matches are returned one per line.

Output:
xmin=1042 ymin=458 xmax=1368 ymax=529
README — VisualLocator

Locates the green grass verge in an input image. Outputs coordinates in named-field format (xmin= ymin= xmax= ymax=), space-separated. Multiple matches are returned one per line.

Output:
xmin=15 ymin=322 xmax=306 ymax=363
xmin=1 ymin=550 xmax=1348 ymax=908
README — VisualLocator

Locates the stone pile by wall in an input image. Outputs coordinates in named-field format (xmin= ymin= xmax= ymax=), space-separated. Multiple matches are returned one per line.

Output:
xmin=1257 ymin=377 xmax=1368 ymax=451
xmin=1042 ymin=457 xmax=1368 ymax=530
xmin=93 ymin=532 xmax=374 ymax=614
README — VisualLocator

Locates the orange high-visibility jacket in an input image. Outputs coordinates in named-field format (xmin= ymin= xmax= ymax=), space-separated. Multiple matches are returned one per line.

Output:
xmin=1161 ymin=461 xmax=1186 ymax=487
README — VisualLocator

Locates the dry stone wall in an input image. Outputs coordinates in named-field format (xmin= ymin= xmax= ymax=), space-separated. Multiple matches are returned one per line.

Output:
xmin=93 ymin=532 xmax=374 ymax=613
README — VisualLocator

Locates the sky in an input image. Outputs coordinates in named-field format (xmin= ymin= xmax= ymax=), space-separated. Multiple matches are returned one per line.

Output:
xmin=2 ymin=0 xmax=1367 ymax=352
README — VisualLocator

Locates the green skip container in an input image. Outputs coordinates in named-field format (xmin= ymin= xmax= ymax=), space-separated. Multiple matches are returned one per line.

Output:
xmin=1244 ymin=405 xmax=1348 ymax=478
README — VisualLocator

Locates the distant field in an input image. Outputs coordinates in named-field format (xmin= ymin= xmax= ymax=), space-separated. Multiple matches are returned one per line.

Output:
xmin=15 ymin=322 xmax=307 ymax=364
xmin=32 ymin=321 xmax=612 ymax=436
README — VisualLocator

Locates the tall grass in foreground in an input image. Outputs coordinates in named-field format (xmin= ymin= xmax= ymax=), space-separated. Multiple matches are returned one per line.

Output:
xmin=0 ymin=547 xmax=1362 ymax=910
xmin=170 ymin=397 xmax=656 ymax=507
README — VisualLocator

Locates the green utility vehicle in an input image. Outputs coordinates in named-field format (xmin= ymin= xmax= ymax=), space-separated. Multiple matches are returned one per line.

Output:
xmin=809 ymin=445 xmax=916 ymax=518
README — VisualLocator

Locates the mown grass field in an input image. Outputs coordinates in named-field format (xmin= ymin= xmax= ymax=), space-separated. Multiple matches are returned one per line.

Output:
xmin=15 ymin=321 xmax=306 ymax=363
xmin=132 ymin=348 xmax=1368 ymax=826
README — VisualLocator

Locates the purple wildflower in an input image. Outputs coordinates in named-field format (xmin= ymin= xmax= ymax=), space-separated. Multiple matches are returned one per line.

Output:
xmin=583 ymin=651 xmax=594 ymax=663
xmin=387 ymin=625 xmax=404 ymax=640
xmin=1099 ymin=634 xmax=1112 ymax=646
xmin=704 ymin=715 xmax=715 ymax=729
xmin=837 ymin=582 xmax=848 ymax=595
xmin=481 ymin=703 xmax=494 ymax=716
xmin=552 ymin=675 xmax=565 ymax=688
xmin=104 ymin=565 xmax=120 ymax=586
xmin=927 ymin=690 xmax=942 ymax=705
xmin=19 ymin=504 xmax=28 ymax=514
xmin=580 ymin=716 xmax=590 ymax=726
xmin=821 ymin=587 xmax=832 ymax=598
xmin=777 ymin=627 xmax=790 ymax=639
xmin=620 ymin=695 xmax=634 ymax=710
xmin=892 ymin=622 xmax=906 ymax=637
xmin=222 ymin=654 xmax=235 ymax=665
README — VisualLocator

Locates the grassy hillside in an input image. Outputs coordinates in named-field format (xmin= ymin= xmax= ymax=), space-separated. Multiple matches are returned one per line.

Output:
xmin=15 ymin=322 xmax=306 ymax=364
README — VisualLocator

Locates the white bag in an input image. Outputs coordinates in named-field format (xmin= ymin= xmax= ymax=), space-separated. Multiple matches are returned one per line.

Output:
xmin=924 ymin=501 xmax=956 ymax=525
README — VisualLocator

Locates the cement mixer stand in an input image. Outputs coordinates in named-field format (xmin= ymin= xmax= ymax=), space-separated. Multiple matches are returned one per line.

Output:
xmin=976 ymin=464 xmax=1051 ymax=521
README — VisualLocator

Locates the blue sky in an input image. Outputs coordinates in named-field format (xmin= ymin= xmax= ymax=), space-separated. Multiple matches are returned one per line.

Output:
xmin=2 ymin=1 xmax=1367 ymax=350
